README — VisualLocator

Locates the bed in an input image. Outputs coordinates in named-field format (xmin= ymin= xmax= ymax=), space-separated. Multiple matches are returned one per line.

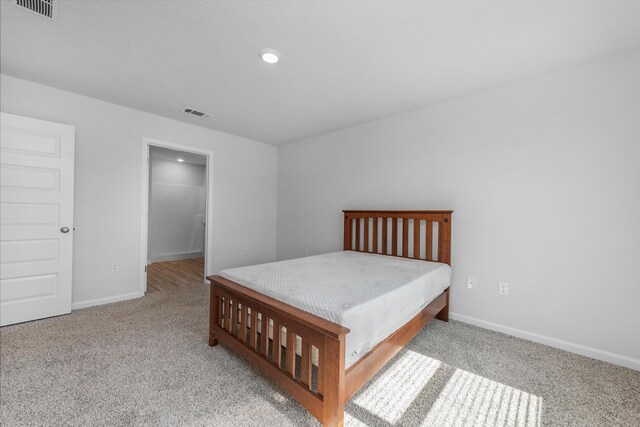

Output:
xmin=207 ymin=210 xmax=453 ymax=426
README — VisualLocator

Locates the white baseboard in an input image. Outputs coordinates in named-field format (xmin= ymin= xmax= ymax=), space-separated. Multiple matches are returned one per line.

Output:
xmin=72 ymin=291 xmax=144 ymax=310
xmin=149 ymin=251 xmax=203 ymax=263
xmin=449 ymin=312 xmax=640 ymax=372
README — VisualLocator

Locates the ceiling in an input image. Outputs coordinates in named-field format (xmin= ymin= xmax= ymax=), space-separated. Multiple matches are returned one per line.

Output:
xmin=2 ymin=1 xmax=640 ymax=145
xmin=150 ymin=146 xmax=206 ymax=166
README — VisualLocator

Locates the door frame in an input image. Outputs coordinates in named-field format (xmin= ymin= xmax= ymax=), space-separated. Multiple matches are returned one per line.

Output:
xmin=139 ymin=137 xmax=214 ymax=294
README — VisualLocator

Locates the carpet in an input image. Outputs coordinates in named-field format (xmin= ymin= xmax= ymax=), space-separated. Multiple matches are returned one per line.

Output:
xmin=1 ymin=283 xmax=638 ymax=426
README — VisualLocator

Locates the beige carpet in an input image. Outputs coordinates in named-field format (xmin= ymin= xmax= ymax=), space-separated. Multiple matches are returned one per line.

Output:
xmin=1 ymin=283 xmax=639 ymax=426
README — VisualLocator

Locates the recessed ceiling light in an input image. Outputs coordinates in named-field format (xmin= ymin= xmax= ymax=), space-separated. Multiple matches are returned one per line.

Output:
xmin=260 ymin=48 xmax=281 ymax=64
xmin=177 ymin=158 xmax=184 ymax=162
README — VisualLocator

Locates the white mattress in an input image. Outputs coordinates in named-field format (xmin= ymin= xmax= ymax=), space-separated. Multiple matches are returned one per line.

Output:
xmin=219 ymin=251 xmax=451 ymax=368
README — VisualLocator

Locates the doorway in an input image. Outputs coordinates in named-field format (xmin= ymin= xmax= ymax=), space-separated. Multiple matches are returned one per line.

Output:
xmin=139 ymin=138 xmax=214 ymax=295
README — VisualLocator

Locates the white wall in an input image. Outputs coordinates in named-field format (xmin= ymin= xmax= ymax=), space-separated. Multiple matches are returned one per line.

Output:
xmin=1 ymin=74 xmax=278 ymax=308
xmin=148 ymin=157 xmax=206 ymax=262
xmin=277 ymin=52 xmax=640 ymax=369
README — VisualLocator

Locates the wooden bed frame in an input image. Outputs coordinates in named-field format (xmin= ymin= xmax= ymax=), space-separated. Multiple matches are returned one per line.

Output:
xmin=207 ymin=210 xmax=452 ymax=426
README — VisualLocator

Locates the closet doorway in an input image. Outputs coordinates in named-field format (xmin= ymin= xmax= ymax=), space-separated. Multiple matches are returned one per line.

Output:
xmin=139 ymin=139 xmax=214 ymax=295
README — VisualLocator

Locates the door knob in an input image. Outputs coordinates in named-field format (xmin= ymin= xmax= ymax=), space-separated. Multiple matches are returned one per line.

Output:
xmin=60 ymin=227 xmax=70 ymax=233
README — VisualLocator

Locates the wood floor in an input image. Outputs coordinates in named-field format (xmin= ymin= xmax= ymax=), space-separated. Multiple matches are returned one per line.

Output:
xmin=147 ymin=257 xmax=205 ymax=293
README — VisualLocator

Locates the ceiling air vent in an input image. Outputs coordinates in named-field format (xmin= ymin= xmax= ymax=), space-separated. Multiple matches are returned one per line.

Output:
xmin=184 ymin=108 xmax=212 ymax=118
xmin=12 ymin=0 xmax=57 ymax=20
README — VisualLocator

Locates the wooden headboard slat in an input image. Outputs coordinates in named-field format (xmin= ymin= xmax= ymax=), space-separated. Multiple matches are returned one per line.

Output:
xmin=413 ymin=221 xmax=420 ymax=260
xmin=425 ymin=221 xmax=433 ymax=261
xmin=372 ymin=219 xmax=379 ymax=254
xmin=343 ymin=210 xmax=453 ymax=265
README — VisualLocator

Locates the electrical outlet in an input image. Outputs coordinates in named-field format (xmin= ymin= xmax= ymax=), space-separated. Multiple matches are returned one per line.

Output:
xmin=111 ymin=262 xmax=120 ymax=273
xmin=467 ymin=277 xmax=476 ymax=289
xmin=499 ymin=282 xmax=509 ymax=295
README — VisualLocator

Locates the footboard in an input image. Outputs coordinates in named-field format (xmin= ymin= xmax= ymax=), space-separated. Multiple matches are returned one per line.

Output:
xmin=208 ymin=275 xmax=350 ymax=426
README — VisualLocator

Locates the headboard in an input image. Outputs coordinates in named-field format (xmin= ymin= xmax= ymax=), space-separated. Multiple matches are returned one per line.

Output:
xmin=343 ymin=210 xmax=453 ymax=265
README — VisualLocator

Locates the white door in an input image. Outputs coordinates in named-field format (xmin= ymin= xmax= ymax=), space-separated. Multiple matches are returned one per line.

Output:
xmin=0 ymin=112 xmax=75 ymax=326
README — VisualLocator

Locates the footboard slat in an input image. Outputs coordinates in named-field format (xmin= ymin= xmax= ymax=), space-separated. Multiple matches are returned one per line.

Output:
xmin=250 ymin=308 xmax=257 ymax=350
xmin=221 ymin=297 xmax=226 ymax=330
xmin=301 ymin=340 xmax=311 ymax=387
xmin=226 ymin=299 xmax=231 ymax=333
xmin=231 ymin=299 xmax=238 ymax=337
xmin=240 ymin=303 xmax=247 ymax=343
xmin=260 ymin=313 xmax=268 ymax=357
xmin=316 ymin=344 xmax=324 ymax=396
xmin=272 ymin=319 xmax=281 ymax=367
xmin=286 ymin=328 xmax=295 ymax=377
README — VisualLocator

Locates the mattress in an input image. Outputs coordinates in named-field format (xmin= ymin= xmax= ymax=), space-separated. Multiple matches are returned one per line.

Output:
xmin=219 ymin=250 xmax=451 ymax=368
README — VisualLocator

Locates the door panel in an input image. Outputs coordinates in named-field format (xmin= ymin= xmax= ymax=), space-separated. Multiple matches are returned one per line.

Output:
xmin=0 ymin=112 xmax=75 ymax=326
xmin=1 ymin=164 xmax=61 ymax=191
xmin=1 ymin=239 xmax=59 ymax=264
xmin=1 ymin=125 xmax=61 ymax=155
xmin=1 ymin=274 xmax=58 ymax=303
xmin=0 ymin=202 xmax=59 ymax=225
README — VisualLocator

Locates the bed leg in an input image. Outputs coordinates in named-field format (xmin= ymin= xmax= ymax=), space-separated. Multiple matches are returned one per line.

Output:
xmin=322 ymin=336 xmax=345 ymax=427
xmin=435 ymin=288 xmax=450 ymax=322
xmin=209 ymin=284 xmax=219 ymax=346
